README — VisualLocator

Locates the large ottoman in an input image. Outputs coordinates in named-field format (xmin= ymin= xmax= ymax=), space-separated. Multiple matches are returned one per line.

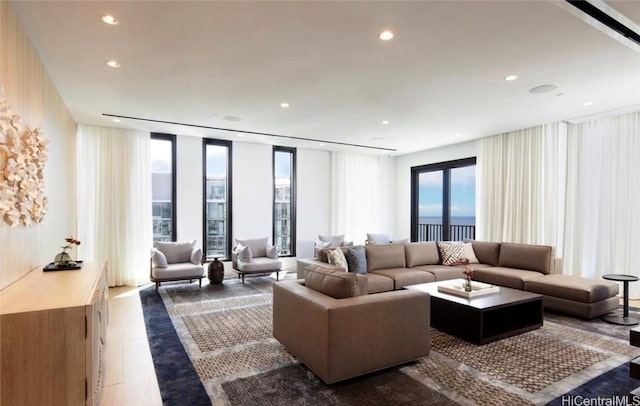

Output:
xmin=523 ymin=274 xmax=619 ymax=319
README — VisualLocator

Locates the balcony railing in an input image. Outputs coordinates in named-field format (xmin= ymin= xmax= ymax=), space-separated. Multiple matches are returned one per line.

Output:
xmin=417 ymin=223 xmax=476 ymax=242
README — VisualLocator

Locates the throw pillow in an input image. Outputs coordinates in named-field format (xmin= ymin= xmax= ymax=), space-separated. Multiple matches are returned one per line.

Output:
xmin=154 ymin=240 xmax=196 ymax=263
xmin=463 ymin=242 xmax=479 ymax=264
xmin=366 ymin=233 xmax=390 ymax=244
xmin=437 ymin=241 xmax=466 ymax=266
xmin=319 ymin=234 xmax=345 ymax=248
xmin=190 ymin=248 xmax=203 ymax=265
xmin=327 ymin=247 xmax=349 ymax=272
xmin=314 ymin=239 xmax=332 ymax=249
xmin=266 ymin=245 xmax=278 ymax=259
xmin=345 ymin=246 xmax=367 ymax=274
xmin=151 ymin=249 xmax=168 ymax=268
xmin=236 ymin=244 xmax=252 ymax=263
xmin=235 ymin=237 xmax=268 ymax=258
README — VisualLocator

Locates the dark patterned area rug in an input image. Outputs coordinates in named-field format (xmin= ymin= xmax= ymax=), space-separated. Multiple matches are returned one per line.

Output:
xmin=140 ymin=277 xmax=640 ymax=405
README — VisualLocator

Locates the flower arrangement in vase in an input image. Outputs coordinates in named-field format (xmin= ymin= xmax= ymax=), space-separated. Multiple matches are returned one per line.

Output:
xmin=455 ymin=258 xmax=473 ymax=292
xmin=54 ymin=236 xmax=81 ymax=266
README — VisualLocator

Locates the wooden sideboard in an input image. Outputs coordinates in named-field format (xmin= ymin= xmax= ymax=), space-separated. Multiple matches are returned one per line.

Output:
xmin=0 ymin=262 xmax=108 ymax=406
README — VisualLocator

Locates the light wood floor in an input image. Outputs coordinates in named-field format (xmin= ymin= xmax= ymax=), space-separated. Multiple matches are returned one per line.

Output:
xmin=98 ymin=281 xmax=640 ymax=406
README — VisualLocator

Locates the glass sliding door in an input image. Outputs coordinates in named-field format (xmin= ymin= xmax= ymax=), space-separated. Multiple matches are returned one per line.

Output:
xmin=203 ymin=140 xmax=232 ymax=260
xmin=273 ymin=147 xmax=296 ymax=256
xmin=150 ymin=133 xmax=176 ymax=242
xmin=411 ymin=157 xmax=476 ymax=242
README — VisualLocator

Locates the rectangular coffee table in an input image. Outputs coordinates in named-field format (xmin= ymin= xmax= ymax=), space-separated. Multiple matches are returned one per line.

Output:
xmin=406 ymin=280 xmax=543 ymax=345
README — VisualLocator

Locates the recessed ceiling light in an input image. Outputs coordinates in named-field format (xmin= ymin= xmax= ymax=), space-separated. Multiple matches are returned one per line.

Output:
xmin=106 ymin=60 xmax=120 ymax=68
xmin=556 ymin=93 xmax=565 ymax=97
xmin=379 ymin=30 xmax=394 ymax=41
xmin=504 ymin=75 xmax=518 ymax=81
xmin=583 ymin=101 xmax=594 ymax=106
xmin=318 ymin=142 xmax=325 ymax=146
xmin=529 ymin=84 xmax=558 ymax=94
xmin=455 ymin=133 xmax=461 ymax=137
xmin=280 ymin=102 xmax=290 ymax=108
xmin=112 ymin=118 xmax=121 ymax=123
xmin=237 ymin=133 xmax=245 ymax=137
xmin=101 ymin=15 xmax=119 ymax=25
xmin=381 ymin=120 xmax=390 ymax=125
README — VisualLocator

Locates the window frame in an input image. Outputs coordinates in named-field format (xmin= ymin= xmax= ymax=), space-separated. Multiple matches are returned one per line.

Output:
xmin=272 ymin=146 xmax=296 ymax=257
xmin=150 ymin=133 xmax=177 ymax=242
xmin=202 ymin=138 xmax=233 ymax=261
xmin=410 ymin=157 xmax=476 ymax=242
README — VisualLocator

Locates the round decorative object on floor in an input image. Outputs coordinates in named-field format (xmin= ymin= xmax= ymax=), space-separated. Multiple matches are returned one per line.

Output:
xmin=208 ymin=257 xmax=224 ymax=284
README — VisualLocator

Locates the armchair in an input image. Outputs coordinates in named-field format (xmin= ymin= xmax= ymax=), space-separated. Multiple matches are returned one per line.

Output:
xmin=232 ymin=237 xmax=282 ymax=284
xmin=150 ymin=240 xmax=205 ymax=291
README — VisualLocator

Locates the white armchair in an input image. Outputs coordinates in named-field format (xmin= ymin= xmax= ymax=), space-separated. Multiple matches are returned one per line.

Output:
xmin=150 ymin=240 xmax=205 ymax=291
xmin=232 ymin=237 xmax=282 ymax=284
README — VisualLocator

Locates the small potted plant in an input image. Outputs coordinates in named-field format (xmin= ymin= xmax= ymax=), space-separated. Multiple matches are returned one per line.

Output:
xmin=54 ymin=235 xmax=81 ymax=266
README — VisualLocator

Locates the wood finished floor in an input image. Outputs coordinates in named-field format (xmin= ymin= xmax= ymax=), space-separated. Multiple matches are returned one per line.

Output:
xmin=99 ymin=283 xmax=640 ymax=406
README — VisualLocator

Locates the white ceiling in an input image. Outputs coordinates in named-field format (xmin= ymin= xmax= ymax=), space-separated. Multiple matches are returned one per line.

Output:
xmin=11 ymin=0 xmax=640 ymax=156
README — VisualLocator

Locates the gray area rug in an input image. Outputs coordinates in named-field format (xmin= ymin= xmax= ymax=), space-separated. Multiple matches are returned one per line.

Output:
xmin=153 ymin=277 xmax=640 ymax=405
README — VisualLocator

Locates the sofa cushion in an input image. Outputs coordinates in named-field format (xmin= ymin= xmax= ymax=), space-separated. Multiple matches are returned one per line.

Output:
xmin=366 ymin=233 xmax=390 ymax=244
xmin=152 ymin=262 xmax=204 ymax=279
xmin=412 ymin=264 xmax=467 ymax=281
xmin=499 ymin=242 xmax=553 ymax=274
xmin=436 ymin=242 xmax=466 ymax=265
xmin=327 ymin=247 xmax=349 ymax=271
xmin=151 ymin=249 xmax=168 ymax=268
xmin=472 ymin=267 xmax=543 ymax=290
xmin=319 ymin=234 xmax=345 ymax=248
xmin=236 ymin=244 xmax=252 ymax=262
xmin=317 ymin=247 xmax=349 ymax=264
xmin=469 ymin=241 xmax=501 ymax=266
xmin=154 ymin=240 xmax=196 ymax=264
xmin=345 ymin=246 xmax=368 ymax=274
xmin=235 ymin=257 xmax=282 ymax=272
xmin=190 ymin=248 xmax=203 ymax=265
xmin=236 ymin=237 xmax=268 ymax=258
xmin=524 ymin=274 xmax=619 ymax=303
xmin=304 ymin=265 xmax=364 ymax=299
xmin=365 ymin=273 xmax=395 ymax=293
xmin=266 ymin=245 xmax=278 ymax=259
xmin=366 ymin=243 xmax=406 ymax=271
xmin=370 ymin=268 xmax=435 ymax=289
xmin=405 ymin=242 xmax=439 ymax=267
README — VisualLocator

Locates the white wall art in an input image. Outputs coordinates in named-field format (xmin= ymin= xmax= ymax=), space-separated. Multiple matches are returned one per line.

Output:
xmin=0 ymin=85 xmax=49 ymax=227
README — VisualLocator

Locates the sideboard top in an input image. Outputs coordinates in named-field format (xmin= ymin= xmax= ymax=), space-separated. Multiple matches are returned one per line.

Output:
xmin=0 ymin=262 xmax=106 ymax=315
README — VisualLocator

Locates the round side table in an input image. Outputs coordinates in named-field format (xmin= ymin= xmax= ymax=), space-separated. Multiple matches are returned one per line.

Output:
xmin=602 ymin=274 xmax=639 ymax=326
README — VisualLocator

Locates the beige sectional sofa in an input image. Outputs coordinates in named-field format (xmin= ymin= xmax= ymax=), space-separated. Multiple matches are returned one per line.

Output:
xmin=296 ymin=240 xmax=620 ymax=319
xmin=273 ymin=266 xmax=430 ymax=384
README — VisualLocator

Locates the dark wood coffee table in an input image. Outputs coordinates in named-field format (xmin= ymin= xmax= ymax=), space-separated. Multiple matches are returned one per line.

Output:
xmin=406 ymin=280 xmax=543 ymax=345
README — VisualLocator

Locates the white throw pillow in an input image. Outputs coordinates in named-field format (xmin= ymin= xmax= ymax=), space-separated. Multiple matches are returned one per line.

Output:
xmin=315 ymin=239 xmax=332 ymax=249
xmin=151 ymin=249 xmax=168 ymax=268
xmin=235 ymin=237 xmax=268 ymax=258
xmin=266 ymin=245 xmax=278 ymax=259
xmin=319 ymin=234 xmax=345 ymax=249
xmin=327 ymin=247 xmax=349 ymax=271
xmin=236 ymin=244 xmax=252 ymax=262
xmin=367 ymin=233 xmax=390 ymax=244
xmin=154 ymin=240 xmax=196 ymax=264
xmin=463 ymin=242 xmax=479 ymax=264
xmin=190 ymin=248 xmax=203 ymax=265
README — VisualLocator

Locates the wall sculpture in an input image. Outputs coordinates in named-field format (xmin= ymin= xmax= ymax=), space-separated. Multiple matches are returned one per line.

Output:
xmin=0 ymin=86 xmax=48 ymax=227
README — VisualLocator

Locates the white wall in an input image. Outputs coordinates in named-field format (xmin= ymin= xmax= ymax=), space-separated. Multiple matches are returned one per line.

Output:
xmin=394 ymin=140 xmax=478 ymax=239
xmin=0 ymin=2 xmax=77 ymax=289
xmin=176 ymin=135 xmax=203 ymax=244
xmin=377 ymin=156 xmax=396 ymax=239
xmin=296 ymin=149 xmax=331 ymax=258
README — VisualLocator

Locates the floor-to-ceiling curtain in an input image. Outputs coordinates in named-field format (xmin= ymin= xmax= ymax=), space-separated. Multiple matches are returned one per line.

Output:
xmin=477 ymin=123 xmax=566 ymax=249
xmin=563 ymin=112 xmax=640 ymax=298
xmin=77 ymin=125 xmax=151 ymax=286
xmin=330 ymin=152 xmax=380 ymax=244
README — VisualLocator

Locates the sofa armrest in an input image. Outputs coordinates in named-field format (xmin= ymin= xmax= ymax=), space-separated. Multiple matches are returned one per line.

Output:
xmin=273 ymin=281 xmax=430 ymax=384
xmin=296 ymin=258 xmax=339 ymax=279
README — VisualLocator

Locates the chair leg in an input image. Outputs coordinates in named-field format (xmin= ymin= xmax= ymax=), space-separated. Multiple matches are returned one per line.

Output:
xmin=276 ymin=271 xmax=280 ymax=281
xmin=199 ymin=278 xmax=202 ymax=289
xmin=241 ymin=273 xmax=245 ymax=284
xmin=155 ymin=281 xmax=160 ymax=291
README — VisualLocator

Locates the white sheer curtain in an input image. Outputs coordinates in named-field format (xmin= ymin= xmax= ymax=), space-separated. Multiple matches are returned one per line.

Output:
xmin=563 ymin=112 xmax=640 ymax=297
xmin=77 ymin=125 xmax=152 ymax=286
xmin=330 ymin=152 xmax=380 ymax=244
xmin=477 ymin=123 xmax=566 ymax=250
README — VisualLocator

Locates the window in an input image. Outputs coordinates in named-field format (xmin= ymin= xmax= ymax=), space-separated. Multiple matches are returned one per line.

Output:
xmin=151 ymin=133 xmax=176 ymax=242
xmin=411 ymin=157 xmax=476 ymax=242
xmin=203 ymin=139 xmax=232 ymax=260
xmin=273 ymin=147 xmax=296 ymax=256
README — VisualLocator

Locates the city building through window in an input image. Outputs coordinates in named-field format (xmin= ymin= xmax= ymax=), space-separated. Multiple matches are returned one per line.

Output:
xmin=203 ymin=139 xmax=232 ymax=260
xmin=273 ymin=147 xmax=296 ymax=256
xmin=151 ymin=134 xmax=176 ymax=242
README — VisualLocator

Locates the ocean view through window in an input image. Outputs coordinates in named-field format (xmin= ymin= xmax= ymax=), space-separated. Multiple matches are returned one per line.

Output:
xmin=411 ymin=158 xmax=476 ymax=241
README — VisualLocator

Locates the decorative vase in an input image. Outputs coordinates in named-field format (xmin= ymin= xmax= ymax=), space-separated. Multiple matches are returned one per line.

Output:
xmin=464 ymin=277 xmax=472 ymax=292
xmin=208 ymin=257 xmax=224 ymax=284
xmin=54 ymin=251 xmax=71 ymax=266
